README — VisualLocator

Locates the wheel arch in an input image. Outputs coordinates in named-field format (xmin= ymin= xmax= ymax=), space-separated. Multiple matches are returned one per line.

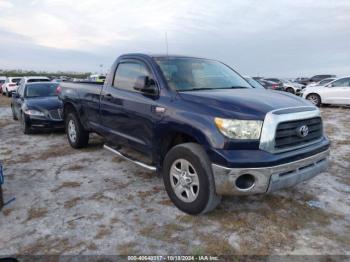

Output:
xmin=155 ymin=127 xmax=210 ymax=170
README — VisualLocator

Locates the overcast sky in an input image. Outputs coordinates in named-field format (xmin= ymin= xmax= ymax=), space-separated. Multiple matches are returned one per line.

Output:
xmin=0 ymin=0 xmax=349 ymax=77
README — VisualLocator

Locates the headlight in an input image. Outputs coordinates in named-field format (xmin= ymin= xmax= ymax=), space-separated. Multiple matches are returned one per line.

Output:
xmin=24 ymin=109 xmax=45 ymax=116
xmin=214 ymin=118 xmax=263 ymax=139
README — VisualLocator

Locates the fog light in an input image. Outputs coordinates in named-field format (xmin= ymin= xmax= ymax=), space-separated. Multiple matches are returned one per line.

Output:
xmin=235 ymin=174 xmax=255 ymax=191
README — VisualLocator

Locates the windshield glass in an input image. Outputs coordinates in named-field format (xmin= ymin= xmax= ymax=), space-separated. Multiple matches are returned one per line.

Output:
xmin=155 ymin=58 xmax=251 ymax=91
xmin=319 ymin=78 xmax=334 ymax=85
xmin=25 ymin=83 xmax=58 ymax=98
xmin=12 ymin=78 xmax=22 ymax=84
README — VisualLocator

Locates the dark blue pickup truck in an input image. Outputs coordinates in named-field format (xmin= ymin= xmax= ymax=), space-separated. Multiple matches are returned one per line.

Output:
xmin=59 ymin=53 xmax=330 ymax=214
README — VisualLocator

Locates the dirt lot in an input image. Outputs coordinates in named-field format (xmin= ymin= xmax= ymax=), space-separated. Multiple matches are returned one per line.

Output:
xmin=0 ymin=94 xmax=349 ymax=256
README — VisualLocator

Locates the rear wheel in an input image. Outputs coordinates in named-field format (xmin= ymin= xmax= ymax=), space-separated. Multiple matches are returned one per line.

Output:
xmin=66 ymin=112 xmax=89 ymax=148
xmin=163 ymin=143 xmax=221 ymax=215
xmin=306 ymin=93 xmax=321 ymax=107
xmin=286 ymin=87 xmax=295 ymax=94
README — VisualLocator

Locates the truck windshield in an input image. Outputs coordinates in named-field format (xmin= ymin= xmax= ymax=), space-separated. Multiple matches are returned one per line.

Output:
xmin=155 ymin=58 xmax=251 ymax=91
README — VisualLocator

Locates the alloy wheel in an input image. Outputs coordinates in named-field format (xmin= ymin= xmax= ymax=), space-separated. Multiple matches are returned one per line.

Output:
xmin=170 ymin=159 xmax=200 ymax=203
xmin=68 ymin=119 xmax=77 ymax=143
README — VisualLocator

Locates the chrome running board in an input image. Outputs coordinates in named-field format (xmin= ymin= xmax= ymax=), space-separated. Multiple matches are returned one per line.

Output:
xmin=103 ymin=144 xmax=157 ymax=172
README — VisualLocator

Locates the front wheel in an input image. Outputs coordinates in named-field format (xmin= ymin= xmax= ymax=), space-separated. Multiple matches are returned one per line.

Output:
xmin=11 ymin=104 xmax=18 ymax=120
xmin=306 ymin=93 xmax=321 ymax=107
xmin=21 ymin=112 xmax=31 ymax=134
xmin=65 ymin=112 xmax=89 ymax=148
xmin=162 ymin=143 xmax=221 ymax=215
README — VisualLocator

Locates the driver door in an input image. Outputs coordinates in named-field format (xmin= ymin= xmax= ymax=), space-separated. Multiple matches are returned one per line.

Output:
xmin=99 ymin=59 xmax=161 ymax=156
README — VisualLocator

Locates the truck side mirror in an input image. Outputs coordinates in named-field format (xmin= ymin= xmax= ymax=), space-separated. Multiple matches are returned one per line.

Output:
xmin=134 ymin=76 xmax=158 ymax=96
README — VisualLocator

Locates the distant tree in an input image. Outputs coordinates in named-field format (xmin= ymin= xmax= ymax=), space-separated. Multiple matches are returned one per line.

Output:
xmin=0 ymin=69 xmax=91 ymax=79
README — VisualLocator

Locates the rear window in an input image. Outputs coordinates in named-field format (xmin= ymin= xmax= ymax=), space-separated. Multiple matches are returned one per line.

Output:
xmin=0 ymin=80 xmax=5 ymax=84
xmin=28 ymin=78 xmax=50 ymax=83
xmin=25 ymin=83 xmax=59 ymax=98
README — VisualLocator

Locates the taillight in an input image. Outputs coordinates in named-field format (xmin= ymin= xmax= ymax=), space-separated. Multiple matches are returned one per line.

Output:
xmin=271 ymin=84 xmax=278 ymax=89
xmin=56 ymin=85 xmax=62 ymax=94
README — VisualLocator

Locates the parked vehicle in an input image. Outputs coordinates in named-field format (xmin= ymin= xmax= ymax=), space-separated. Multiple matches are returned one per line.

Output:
xmin=308 ymin=75 xmax=336 ymax=85
xmin=59 ymin=53 xmax=330 ymax=215
xmin=51 ymin=78 xmax=64 ymax=83
xmin=88 ymin=74 xmax=106 ymax=83
xmin=11 ymin=82 xmax=63 ymax=134
xmin=280 ymin=79 xmax=304 ymax=95
xmin=18 ymin=76 xmax=50 ymax=87
xmin=302 ymin=77 xmax=350 ymax=106
xmin=263 ymin=78 xmax=302 ymax=95
xmin=2 ymin=77 xmax=22 ymax=97
xmin=294 ymin=77 xmax=309 ymax=85
xmin=306 ymin=78 xmax=335 ymax=88
xmin=257 ymin=79 xmax=283 ymax=91
xmin=244 ymin=76 xmax=265 ymax=89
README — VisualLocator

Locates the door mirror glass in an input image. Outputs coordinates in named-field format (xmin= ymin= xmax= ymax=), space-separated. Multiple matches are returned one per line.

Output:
xmin=134 ymin=76 xmax=158 ymax=95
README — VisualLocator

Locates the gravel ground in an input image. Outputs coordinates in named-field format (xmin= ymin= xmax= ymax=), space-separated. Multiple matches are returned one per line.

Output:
xmin=0 ymin=95 xmax=349 ymax=256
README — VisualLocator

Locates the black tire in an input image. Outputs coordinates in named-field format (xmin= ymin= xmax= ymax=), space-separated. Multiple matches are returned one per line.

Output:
xmin=11 ymin=104 xmax=18 ymax=120
xmin=286 ymin=87 xmax=294 ymax=94
xmin=306 ymin=93 xmax=321 ymax=107
xmin=65 ymin=111 xmax=89 ymax=148
xmin=21 ymin=112 xmax=31 ymax=134
xmin=162 ymin=142 xmax=221 ymax=215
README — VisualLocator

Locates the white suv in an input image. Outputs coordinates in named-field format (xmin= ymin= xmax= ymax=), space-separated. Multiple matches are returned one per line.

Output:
xmin=2 ymin=77 xmax=23 ymax=97
xmin=16 ymin=76 xmax=51 ymax=94
xmin=302 ymin=77 xmax=350 ymax=106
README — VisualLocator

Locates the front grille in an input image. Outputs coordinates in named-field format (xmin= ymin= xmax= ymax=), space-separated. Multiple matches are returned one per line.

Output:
xmin=274 ymin=117 xmax=322 ymax=150
xmin=49 ymin=109 xmax=62 ymax=120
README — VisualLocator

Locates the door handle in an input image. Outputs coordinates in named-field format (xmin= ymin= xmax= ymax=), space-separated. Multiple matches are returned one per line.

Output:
xmin=152 ymin=106 xmax=166 ymax=114
xmin=104 ymin=93 xmax=113 ymax=100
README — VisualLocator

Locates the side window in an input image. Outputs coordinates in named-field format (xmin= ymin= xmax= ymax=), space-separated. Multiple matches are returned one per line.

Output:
xmin=113 ymin=61 xmax=151 ymax=92
xmin=331 ymin=78 xmax=350 ymax=87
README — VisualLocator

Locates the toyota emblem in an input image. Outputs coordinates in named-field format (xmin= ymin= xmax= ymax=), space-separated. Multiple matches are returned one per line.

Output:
xmin=297 ymin=125 xmax=309 ymax=137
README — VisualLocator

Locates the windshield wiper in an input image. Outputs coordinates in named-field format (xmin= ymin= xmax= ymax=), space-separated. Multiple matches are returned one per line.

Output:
xmin=179 ymin=88 xmax=213 ymax=92
xmin=217 ymin=86 xmax=249 ymax=89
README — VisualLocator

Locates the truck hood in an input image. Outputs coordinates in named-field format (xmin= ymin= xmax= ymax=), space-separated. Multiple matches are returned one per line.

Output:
xmin=179 ymin=89 xmax=312 ymax=120
xmin=25 ymin=96 xmax=62 ymax=110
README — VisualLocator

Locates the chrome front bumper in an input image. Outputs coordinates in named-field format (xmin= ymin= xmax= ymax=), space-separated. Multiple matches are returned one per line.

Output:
xmin=212 ymin=149 xmax=330 ymax=195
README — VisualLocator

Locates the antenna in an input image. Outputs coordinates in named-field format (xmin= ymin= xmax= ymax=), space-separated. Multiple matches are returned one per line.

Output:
xmin=165 ymin=32 xmax=169 ymax=56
